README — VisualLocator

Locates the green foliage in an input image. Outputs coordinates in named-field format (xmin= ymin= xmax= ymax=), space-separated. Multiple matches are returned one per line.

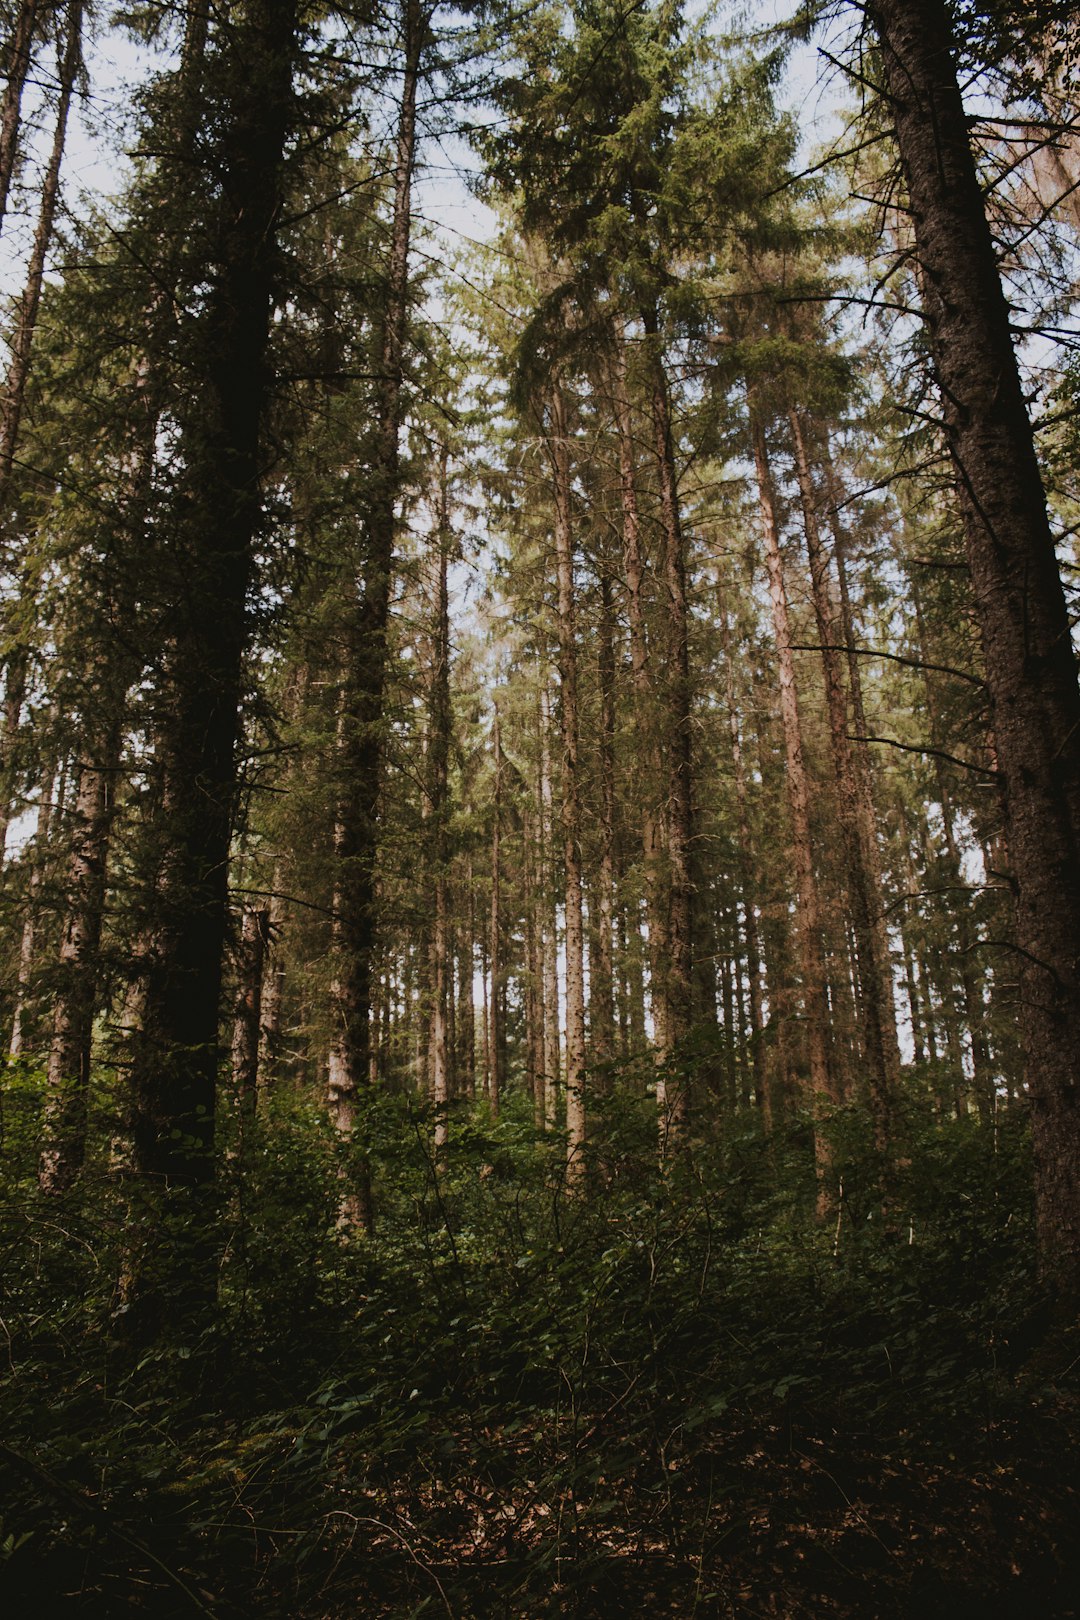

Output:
xmin=1 ymin=1079 xmax=1076 ymax=1617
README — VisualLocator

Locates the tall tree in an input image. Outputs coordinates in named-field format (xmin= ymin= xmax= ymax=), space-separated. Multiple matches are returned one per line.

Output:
xmin=865 ymin=0 xmax=1080 ymax=1284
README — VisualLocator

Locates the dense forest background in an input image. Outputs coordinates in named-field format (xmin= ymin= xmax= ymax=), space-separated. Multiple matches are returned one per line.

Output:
xmin=1 ymin=0 xmax=1079 ymax=1613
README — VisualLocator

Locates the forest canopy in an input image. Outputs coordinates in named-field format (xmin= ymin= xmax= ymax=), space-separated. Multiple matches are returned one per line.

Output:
xmin=0 ymin=0 xmax=1078 ymax=1613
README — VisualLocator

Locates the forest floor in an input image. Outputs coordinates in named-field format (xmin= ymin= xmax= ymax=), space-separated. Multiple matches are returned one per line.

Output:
xmin=1 ymin=1084 xmax=1079 ymax=1618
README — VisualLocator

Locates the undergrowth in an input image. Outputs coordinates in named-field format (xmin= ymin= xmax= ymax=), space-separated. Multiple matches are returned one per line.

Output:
xmin=1 ymin=1072 xmax=1077 ymax=1617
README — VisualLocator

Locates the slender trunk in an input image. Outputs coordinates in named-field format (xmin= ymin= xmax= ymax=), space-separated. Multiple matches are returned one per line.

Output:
xmin=0 ymin=0 xmax=41 ymax=234
xmin=550 ymin=386 xmax=586 ymax=1176
xmin=488 ymin=706 xmax=503 ymax=1118
xmin=0 ymin=0 xmax=80 ymax=494
xmin=9 ymin=749 xmax=58 ymax=1059
xmin=427 ymin=452 xmax=451 ymax=1151
xmin=591 ymin=571 xmax=617 ymax=1063
xmin=789 ymin=409 xmax=894 ymax=1151
xmin=456 ymin=863 xmax=476 ymax=1099
xmin=750 ymin=407 xmax=837 ymax=1182
xmin=37 ymin=722 xmax=122 ymax=1191
xmin=524 ymin=804 xmax=545 ymax=1126
xmin=610 ymin=335 xmax=669 ymax=1049
xmin=910 ymin=584 xmax=995 ymax=1118
xmin=641 ymin=307 xmax=694 ymax=1081
xmin=719 ymin=592 xmax=768 ymax=1118
xmin=326 ymin=0 xmax=422 ymax=1226
xmin=824 ymin=455 xmax=904 ymax=1082
xmin=868 ymin=0 xmax=1080 ymax=1285
xmin=0 ymin=3 xmax=80 ymax=853
xmin=540 ymin=686 xmax=561 ymax=1129
xmin=230 ymin=906 xmax=270 ymax=1130
xmin=0 ymin=649 xmax=28 ymax=863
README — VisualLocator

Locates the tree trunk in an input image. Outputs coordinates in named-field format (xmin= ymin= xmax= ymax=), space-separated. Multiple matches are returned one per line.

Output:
xmin=0 ymin=0 xmax=41 ymax=234
xmin=326 ymin=0 xmax=423 ymax=1228
xmin=540 ymin=686 xmax=561 ymax=1129
xmin=719 ymin=591 xmax=768 ymax=1119
xmin=427 ymin=454 xmax=452 ymax=1152
xmin=9 ymin=747 xmax=58 ymax=1059
xmin=610 ymin=336 xmax=670 ymax=1051
xmin=129 ymin=0 xmax=298 ymax=1201
xmin=487 ymin=705 xmax=503 ymax=1118
xmin=867 ymin=0 xmax=1080 ymax=1286
xmin=750 ymin=407 xmax=838 ymax=1184
xmin=231 ymin=906 xmax=270 ymax=1130
xmin=789 ymin=409 xmax=896 ymax=1152
xmin=591 ymin=570 xmax=617 ymax=1063
xmin=37 ymin=721 xmax=122 ymax=1192
xmin=641 ymin=307 xmax=694 ymax=1100
xmin=550 ymin=386 xmax=586 ymax=1177
xmin=0 ymin=0 xmax=81 ymax=494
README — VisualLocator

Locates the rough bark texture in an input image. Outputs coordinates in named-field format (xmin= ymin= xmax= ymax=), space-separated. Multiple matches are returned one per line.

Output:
xmin=789 ymin=410 xmax=896 ymax=1152
xmin=427 ymin=457 xmax=452 ymax=1152
xmin=0 ymin=0 xmax=80 ymax=493
xmin=326 ymin=0 xmax=423 ymax=1228
xmin=487 ymin=707 xmax=503 ymax=1118
xmin=0 ymin=0 xmax=39 ymax=232
xmin=591 ymin=570 xmax=617 ymax=1065
xmin=38 ymin=722 xmax=121 ymax=1193
xmin=641 ymin=309 xmax=694 ymax=1100
xmin=130 ymin=0 xmax=298 ymax=1192
xmin=540 ymin=690 xmax=561 ymax=1131
xmin=611 ymin=337 xmax=669 ymax=1051
xmin=720 ymin=593 xmax=768 ymax=1123
xmin=231 ymin=907 xmax=270 ymax=1125
xmin=751 ymin=409 xmax=838 ymax=1164
xmin=550 ymin=387 xmax=586 ymax=1177
xmin=868 ymin=0 xmax=1080 ymax=1286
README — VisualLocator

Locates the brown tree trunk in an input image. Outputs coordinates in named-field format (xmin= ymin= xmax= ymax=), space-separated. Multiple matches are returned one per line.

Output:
xmin=610 ymin=335 xmax=670 ymax=1051
xmin=9 ymin=747 xmax=58 ymax=1060
xmin=824 ymin=454 xmax=904 ymax=1081
xmin=0 ymin=0 xmax=80 ymax=494
xmin=0 ymin=0 xmax=41 ymax=234
xmin=37 ymin=721 xmax=122 ymax=1192
xmin=326 ymin=0 xmax=423 ymax=1228
xmin=591 ymin=570 xmax=617 ymax=1063
xmin=868 ymin=0 xmax=1080 ymax=1286
xmin=457 ymin=861 xmax=476 ymax=1099
xmin=719 ymin=592 xmax=768 ymax=1119
xmin=751 ymin=407 xmax=838 ymax=1184
xmin=230 ymin=906 xmax=270 ymax=1130
xmin=427 ymin=456 xmax=452 ymax=1152
xmin=540 ymin=686 xmax=561 ymax=1129
xmin=129 ymin=0 xmax=298 ymax=1205
xmin=550 ymin=386 xmax=586 ymax=1176
xmin=789 ymin=409 xmax=896 ymax=1152
xmin=487 ymin=705 xmax=503 ymax=1118
xmin=641 ymin=308 xmax=694 ymax=1102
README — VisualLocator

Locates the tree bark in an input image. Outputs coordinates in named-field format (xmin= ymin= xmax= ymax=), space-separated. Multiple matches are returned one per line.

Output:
xmin=487 ymin=705 xmax=503 ymax=1118
xmin=750 ymin=406 xmax=838 ymax=1182
xmin=540 ymin=689 xmax=561 ymax=1130
xmin=550 ymin=385 xmax=586 ymax=1177
xmin=641 ymin=307 xmax=694 ymax=1098
xmin=0 ymin=0 xmax=41 ymax=234
xmin=326 ymin=0 xmax=423 ymax=1228
xmin=610 ymin=336 xmax=670 ymax=1051
xmin=427 ymin=453 xmax=452 ymax=1152
xmin=591 ymin=569 xmax=617 ymax=1064
xmin=867 ymin=0 xmax=1080 ymax=1286
xmin=129 ymin=0 xmax=298 ymax=1198
xmin=37 ymin=721 xmax=121 ymax=1192
xmin=789 ymin=409 xmax=896 ymax=1152
xmin=719 ymin=591 xmax=768 ymax=1120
